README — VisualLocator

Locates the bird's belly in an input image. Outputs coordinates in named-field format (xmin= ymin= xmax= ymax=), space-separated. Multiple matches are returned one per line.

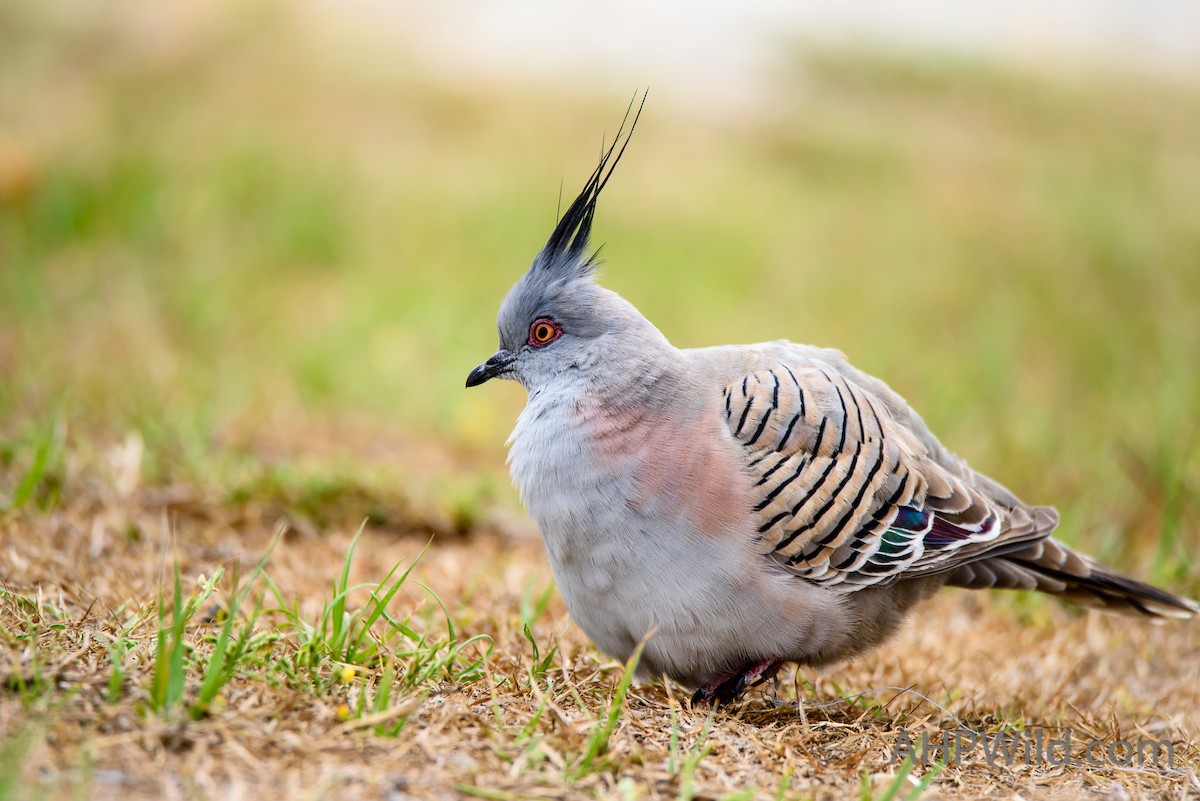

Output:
xmin=542 ymin=505 xmax=725 ymax=681
xmin=531 ymin=484 xmax=842 ymax=686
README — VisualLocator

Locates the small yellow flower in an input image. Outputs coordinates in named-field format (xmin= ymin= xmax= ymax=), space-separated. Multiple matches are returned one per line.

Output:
xmin=339 ymin=665 xmax=356 ymax=683
xmin=336 ymin=703 xmax=350 ymax=721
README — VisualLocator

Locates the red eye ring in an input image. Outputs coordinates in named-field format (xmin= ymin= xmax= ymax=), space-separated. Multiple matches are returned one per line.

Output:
xmin=528 ymin=317 xmax=562 ymax=348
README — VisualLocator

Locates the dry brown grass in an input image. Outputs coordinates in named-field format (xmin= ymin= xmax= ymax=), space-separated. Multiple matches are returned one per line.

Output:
xmin=2 ymin=437 xmax=1197 ymax=801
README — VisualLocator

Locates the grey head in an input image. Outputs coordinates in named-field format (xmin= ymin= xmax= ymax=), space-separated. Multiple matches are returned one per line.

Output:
xmin=466 ymin=95 xmax=669 ymax=392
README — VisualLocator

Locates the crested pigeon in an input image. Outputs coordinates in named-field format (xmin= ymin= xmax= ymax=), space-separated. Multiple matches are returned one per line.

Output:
xmin=465 ymin=100 xmax=1199 ymax=705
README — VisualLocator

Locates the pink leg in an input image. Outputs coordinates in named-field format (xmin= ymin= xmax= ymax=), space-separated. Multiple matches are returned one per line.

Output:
xmin=692 ymin=659 xmax=782 ymax=706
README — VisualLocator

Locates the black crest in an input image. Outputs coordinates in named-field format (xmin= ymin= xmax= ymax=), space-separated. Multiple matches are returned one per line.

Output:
xmin=534 ymin=91 xmax=647 ymax=279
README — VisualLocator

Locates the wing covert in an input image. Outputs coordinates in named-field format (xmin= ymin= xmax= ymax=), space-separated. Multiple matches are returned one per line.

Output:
xmin=723 ymin=364 xmax=1031 ymax=589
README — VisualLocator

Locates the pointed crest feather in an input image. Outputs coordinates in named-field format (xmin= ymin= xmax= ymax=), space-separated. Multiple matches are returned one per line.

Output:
xmin=534 ymin=90 xmax=647 ymax=280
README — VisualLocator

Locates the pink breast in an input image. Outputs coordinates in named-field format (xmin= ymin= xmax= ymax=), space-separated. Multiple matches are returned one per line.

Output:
xmin=578 ymin=399 xmax=748 ymax=536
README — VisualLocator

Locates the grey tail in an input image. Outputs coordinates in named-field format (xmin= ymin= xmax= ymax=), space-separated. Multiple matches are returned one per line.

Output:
xmin=946 ymin=536 xmax=1199 ymax=620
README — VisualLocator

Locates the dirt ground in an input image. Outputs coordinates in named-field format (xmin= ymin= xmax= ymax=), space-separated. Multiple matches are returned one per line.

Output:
xmin=2 ymin=439 xmax=1197 ymax=801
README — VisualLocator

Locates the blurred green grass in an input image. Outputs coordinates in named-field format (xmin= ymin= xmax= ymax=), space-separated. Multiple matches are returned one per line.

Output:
xmin=1 ymin=4 xmax=1197 ymax=586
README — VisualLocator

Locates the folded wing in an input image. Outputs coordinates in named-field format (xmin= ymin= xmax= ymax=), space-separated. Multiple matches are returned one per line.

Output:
xmin=723 ymin=363 xmax=1052 ymax=589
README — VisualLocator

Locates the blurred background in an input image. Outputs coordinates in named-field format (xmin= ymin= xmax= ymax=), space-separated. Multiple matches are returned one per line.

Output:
xmin=1 ymin=0 xmax=1198 ymax=585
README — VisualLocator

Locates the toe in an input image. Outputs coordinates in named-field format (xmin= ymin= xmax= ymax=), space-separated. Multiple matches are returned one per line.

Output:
xmin=714 ymin=676 xmax=748 ymax=706
xmin=693 ymin=660 xmax=784 ymax=707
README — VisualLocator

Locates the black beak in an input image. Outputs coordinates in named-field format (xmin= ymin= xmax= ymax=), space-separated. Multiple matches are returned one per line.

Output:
xmin=466 ymin=349 xmax=515 ymax=388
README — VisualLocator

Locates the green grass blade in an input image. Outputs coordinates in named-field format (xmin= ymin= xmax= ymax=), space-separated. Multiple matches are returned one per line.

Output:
xmin=574 ymin=642 xmax=643 ymax=778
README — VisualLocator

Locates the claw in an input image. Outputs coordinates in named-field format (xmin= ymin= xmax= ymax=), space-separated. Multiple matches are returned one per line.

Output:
xmin=692 ymin=659 xmax=782 ymax=707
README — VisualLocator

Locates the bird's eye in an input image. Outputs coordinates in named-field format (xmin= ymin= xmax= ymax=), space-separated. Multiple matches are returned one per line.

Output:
xmin=528 ymin=318 xmax=562 ymax=348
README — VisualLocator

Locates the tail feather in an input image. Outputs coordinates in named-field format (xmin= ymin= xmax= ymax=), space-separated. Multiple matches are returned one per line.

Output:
xmin=946 ymin=537 xmax=1199 ymax=619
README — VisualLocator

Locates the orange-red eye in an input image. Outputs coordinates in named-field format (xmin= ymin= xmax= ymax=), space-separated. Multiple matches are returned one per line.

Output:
xmin=528 ymin=318 xmax=561 ymax=347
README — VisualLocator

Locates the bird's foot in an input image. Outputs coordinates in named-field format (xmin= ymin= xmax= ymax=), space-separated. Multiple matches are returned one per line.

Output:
xmin=691 ymin=659 xmax=782 ymax=706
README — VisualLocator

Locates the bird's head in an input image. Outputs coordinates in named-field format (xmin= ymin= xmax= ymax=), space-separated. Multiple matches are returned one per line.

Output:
xmin=467 ymin=95 xmax=668 ymax=392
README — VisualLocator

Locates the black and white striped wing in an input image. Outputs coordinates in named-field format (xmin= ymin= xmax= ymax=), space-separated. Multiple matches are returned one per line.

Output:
xmin=723 ymin=365 xmax=1041 ymax=589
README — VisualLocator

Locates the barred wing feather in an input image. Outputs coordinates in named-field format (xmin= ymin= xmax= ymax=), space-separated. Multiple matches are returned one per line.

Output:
xmin=723 ymin=364 xmax=1050 ymax=589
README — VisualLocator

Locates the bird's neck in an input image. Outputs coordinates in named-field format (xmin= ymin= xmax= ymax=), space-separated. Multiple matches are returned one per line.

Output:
xmin=508 ymin=341 xmax=687 ymax=482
